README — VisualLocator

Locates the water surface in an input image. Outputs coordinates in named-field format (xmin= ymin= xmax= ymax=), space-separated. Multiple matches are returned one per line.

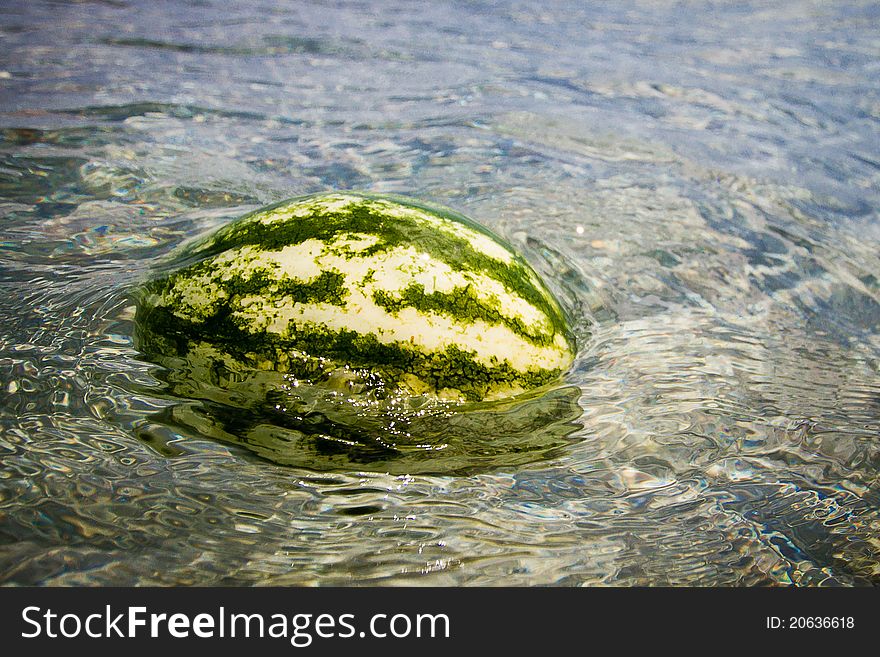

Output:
xmin=1 ymin=0 xmax=879 ymax=585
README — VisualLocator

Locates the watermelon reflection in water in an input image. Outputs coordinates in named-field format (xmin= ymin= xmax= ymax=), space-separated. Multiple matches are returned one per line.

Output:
xmin=134 ymin=192 xmax=584 ymax=474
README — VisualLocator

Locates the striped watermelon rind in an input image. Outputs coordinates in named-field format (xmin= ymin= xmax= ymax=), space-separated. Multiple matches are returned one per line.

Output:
xmin=135 ymin=192 xmax=576 ymax=402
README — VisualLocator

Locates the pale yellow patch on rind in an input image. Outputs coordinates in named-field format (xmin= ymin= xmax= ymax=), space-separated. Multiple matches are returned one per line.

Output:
xmin=252 ymin=193 xmax=515 ymax=265
xmin=233 ymin=289 xmax=571 ymax=373
xmin=162 ymin=234 xmax=553 ymax=335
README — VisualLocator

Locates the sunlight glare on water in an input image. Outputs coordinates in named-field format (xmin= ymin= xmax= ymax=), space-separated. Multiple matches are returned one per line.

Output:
xmin=0 ymin=0 xmax=878 ymax=586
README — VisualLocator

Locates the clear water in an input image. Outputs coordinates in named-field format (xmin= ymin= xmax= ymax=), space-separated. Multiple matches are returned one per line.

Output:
xmin=1 ymin=0 xmax=878 ymax=586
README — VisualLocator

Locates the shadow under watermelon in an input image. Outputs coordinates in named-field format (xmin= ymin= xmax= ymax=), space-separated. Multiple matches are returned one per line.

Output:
xmin=147 ymin=379 xmax=584 ymax=476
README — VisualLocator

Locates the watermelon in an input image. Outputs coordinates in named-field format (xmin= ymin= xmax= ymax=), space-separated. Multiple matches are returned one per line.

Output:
xmin=134 ymin=192 xmax=575 ymax=403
